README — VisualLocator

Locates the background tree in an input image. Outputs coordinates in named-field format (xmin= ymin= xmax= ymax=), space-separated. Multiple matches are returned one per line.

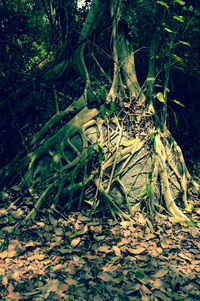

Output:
xmin=0 ymin=0 xmax=199 ymax=222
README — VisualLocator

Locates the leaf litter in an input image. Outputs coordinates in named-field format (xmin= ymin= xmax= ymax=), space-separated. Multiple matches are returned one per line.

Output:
xmin=0 ymin=192 xmax=200 ymax=300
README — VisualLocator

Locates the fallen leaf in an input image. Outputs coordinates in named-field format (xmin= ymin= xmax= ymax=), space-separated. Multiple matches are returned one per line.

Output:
xmin=49 ymin=214 xmax=57 ymax=227
xmin=103 ymin=265 xmax=119 ymax=273
xmin=98 ymin=272 xmax=113 ymax=282
xmin=71 ymin=237 xmax=81 ymax=248
xmin=0 ymin=250 xmax=17 ymax=259
xmin=2 ymin=276 xmax=8 ymax=287
xmin=78 ymin=215 xmax=91 ymax=222
xmin=154 ymin=269 xmax=168 ymax=278
xmin=178 ymin=252 xmax=192 ymax=261
xmin=98 ymin=246 xmax=111 ymax=253
xmin=113 ymin=246 xmax=121 ymax=256
xmin=90 ymin=225 xmax=102 ymax=233
xmin=65 ymin=278 xmax=78 ymax=286
xmin=127 ymin=247 xmax=146 ymax=255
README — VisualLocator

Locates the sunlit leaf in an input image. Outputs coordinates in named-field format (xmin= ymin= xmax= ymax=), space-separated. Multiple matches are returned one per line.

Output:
xmin=175 ymin=0 xmax=185 ymax=5
xmin=164 ymin=27 xmax=173 ymax=33
xmin=71 ymin=237 xmax=81 ymax=248
xmin=173 ymin=99 xmax=185 ymax=107
xmin=113 ymin=246 xmax=121 ymax=256
xmin=179 ymin=40 xmax=191 ymax=47
xmin=173 ymin=15 xmax=184 ymax=22
xmin=121 ymin=138 xmax=136 ymax=147
xmin=157 ymin=1 xmax=169 ymax=9
xmin=185 ymin=204 xmax=194 ymax=212
xmin=172 ymin=54 xmax=183 ymax=62
xmin=156 ymin=92 xmax=165 ymax=103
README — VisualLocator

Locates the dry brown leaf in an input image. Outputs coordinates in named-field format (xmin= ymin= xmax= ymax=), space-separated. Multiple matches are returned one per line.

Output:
xmin=152 ymin=278 xmax=163 ymax=289
xmin=53 ymin=264 xmax=64 ymax=271
xmin=150 ymin=247 xmax=163 ymax=257
xmin=120 ymin=221 xmax=131 ymax=228
xmin=127 ymin=247 xmax=146 ymax=255
xmin=154 ymin=269 xmax=168 ymax=278
xmin=28 ymin=254 xmax=45 ymax=261
xmin=138 ymin=213 xmax=146 ymax=225
xmin=49 ymin=214 xmax=57 ymax=227
xmin=94 ymin=295 xmax=102 ymax=301
xmin=98 ymin=245 xmax=111 ymax=253
xmin=178 ymin=253 xmax=192 ymax=261
xmin=1 ymin=226 xmax=15 ymax=233
xmin=71 ymin=237 xmax=81 ymax=248
xmin=98 ymin=272 xmax=113 ymax=282
xmin=65 ymin=263 xmax=76 ymax=275
xmin=78 ymin=215 xmax=91 ymax=222
xmin=90 ymin=225 xmax=102 ymax=233
xmin=113 ymin=246 xmax=121 ymax=256
xmin=117 ymin=238 xmax=129 ymax=246
xmin=7 ymin=292 xmax=22 ymax=300
xmin=65 ymin=278 xmax=78 ymax=286
xmin=145 ymin=233 xmax=156 ymax=240
xmin=103 ymin=265 xmax=119 ymax=273
xmin=141 ymin=284 xmax=152 ymax=294
xmin=0 ymin=250 xmax=17 ymax=259
xmin=2 ymin=276 xmax=8 ymax=287
xmin=57 ymin=248 xmax=75 ymax=254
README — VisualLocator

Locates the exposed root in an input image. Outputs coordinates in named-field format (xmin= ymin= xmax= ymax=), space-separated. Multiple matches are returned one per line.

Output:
xmin=155 ymin=134 xmax=189 ymax=221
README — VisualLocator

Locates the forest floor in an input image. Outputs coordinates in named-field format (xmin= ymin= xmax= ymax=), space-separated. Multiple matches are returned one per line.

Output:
xmin=0 ymin=188 xmax=200 ymax=301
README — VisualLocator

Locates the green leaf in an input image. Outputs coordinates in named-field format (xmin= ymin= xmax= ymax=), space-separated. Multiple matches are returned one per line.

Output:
xmin=121 ymin=138 xmax=136 ymax=147
xmin=135 ymin=271 xmax=145 ymax=280
xmin=178 ymin=40 xmax=191 ymax=47
xmin=87 ymin=91 xmax=94 ymax=102
xmin=156 ymin=92 xmax=165 ymax=103
xmin=150 ymin=132 xmax=155 ymax=142
xmin=173 ymin=111 xmax=178 ymax=127
xmin=175 ymin=0 xmax=185 ymax=6
xmin=146 ymin=184 xmax=151 ymax=197
xmin=172 ymin=54 xmax=183 ymax=62
xmin=157 ymin=1 xmax=169 ymax=9
xmin=185 ymin=204 xmax=194 ymax=212
xmin=109 ymin=102 xmax=117 ymax=116
xmin=100 ymin=104 xmax=107 ymax=117
xmin=98 ymin=152 xmax=103 ymax=163
xmin=173 ymin=15 xmax=184 ymax=23
xmin=99 ymin=86 xmax=107 ymax=100
xmin=164 ymin=27 xmax=174 ymax=33
xmin=87 ymin=146 xmax=94 ymax=160
xmin=173 ymin=99 xmax=185 ymax=107
xmin=96 ymin=93 xmax=101 ymax=104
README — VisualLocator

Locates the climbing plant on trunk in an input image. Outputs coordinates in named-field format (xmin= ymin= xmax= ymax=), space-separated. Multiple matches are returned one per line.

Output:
xmin=1 ymin=0 xmax=199 ymax=222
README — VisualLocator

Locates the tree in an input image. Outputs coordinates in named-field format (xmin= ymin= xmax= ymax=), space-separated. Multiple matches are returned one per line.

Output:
xmin=1 ymin=0 xmax=199 ymax=222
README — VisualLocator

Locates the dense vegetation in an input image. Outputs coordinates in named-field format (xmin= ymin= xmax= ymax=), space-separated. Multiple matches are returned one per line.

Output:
xmin=0 ymin=0 xmax=199 ymax=222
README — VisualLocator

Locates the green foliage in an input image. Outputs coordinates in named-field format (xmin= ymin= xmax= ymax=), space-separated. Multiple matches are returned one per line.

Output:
xmin=156 ymin=92 xmax=165 ymax=103
xmin=146 ymin=184 xmax=151 ymax=198
xmin=96 ymin=86 xmax=107 ymax=104
xmin=87 ymin=84 xmax=117 ymax=118
xmin=157 ymin=1 xmax=169 ymax=9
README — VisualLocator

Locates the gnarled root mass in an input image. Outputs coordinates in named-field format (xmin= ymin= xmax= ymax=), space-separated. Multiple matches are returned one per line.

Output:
xmin=2 ymin=97 xmax=198 ymax=222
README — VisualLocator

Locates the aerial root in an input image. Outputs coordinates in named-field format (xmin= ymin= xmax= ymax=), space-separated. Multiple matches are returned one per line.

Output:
xmin=155 ymin=134 xmax=190 ymax=221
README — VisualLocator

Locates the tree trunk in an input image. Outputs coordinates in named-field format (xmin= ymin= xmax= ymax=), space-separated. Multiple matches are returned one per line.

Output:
xmin=2 ymin=0 xmax=199 ymax=222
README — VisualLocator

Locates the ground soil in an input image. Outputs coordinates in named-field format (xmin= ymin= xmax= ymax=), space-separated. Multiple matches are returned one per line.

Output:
xmin=0 ymin=188 xmax=200 ymax=301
